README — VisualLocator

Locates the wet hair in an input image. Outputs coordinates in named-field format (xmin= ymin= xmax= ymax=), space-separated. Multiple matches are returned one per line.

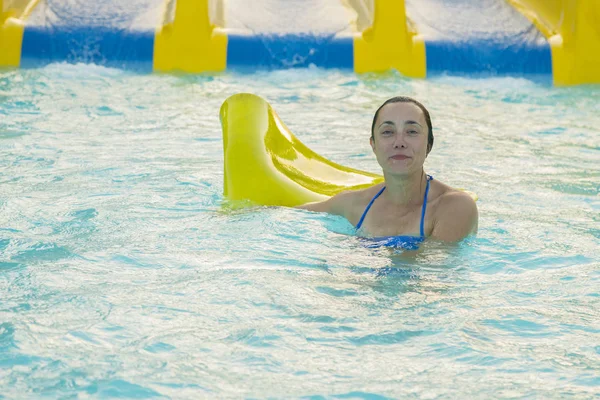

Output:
xmin=371 ymin=96 xmax=434 ymax=154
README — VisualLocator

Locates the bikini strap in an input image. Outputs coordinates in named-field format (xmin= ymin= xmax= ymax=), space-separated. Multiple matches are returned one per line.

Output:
xmin=355 ymin=186 xmax=386 ymax=230
xmin=420 ymin=175 xmax=433 ymax=237
xmin=357 ymin=175 xmax=433 ymax=234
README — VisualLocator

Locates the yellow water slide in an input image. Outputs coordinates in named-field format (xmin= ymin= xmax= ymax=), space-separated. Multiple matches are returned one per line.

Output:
xmin=4 ymin=0 xmax=600 ymax=85
xmin=507 ymin=0 xmax=600 ymax=85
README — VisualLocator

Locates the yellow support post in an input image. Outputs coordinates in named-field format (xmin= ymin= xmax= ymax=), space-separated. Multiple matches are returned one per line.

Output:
xmin=0 ymin=0 xmax=25 ymax=67
xmin=353 ymin=0 xmax=426 ymax=78
xmin=507 ymin=0 xmax=600 ymax=85
xmin=154 ymin=0 xmax=228 ymax=73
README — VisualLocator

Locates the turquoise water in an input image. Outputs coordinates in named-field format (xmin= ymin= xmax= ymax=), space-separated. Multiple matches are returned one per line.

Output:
xmin=1 ymin=64 xmax=599 ymax=398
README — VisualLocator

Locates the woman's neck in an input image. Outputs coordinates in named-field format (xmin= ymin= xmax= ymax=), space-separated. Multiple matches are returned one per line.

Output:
xmin=382 ymin=170 xmax=428 ymax=206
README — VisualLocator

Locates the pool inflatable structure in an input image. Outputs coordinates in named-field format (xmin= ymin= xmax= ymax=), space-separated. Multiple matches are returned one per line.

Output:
xmin=220 ymin=93 xmax=478 ymax=207
xmin=1 ymin=0 xmax=599 ymax=86
xmin=221 ymin=92 xmax=383 ymax=207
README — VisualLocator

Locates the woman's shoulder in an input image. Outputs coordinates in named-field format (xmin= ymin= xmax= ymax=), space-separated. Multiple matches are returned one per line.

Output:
xmin=430 ymin=179 xmax=476 ymax=204
xmin=331 ymin=183 xmax=385 ymax=220
xmin=429 ymin=179 xmax=478 ymax=221
xmin=296 ymin=184 xmax=382 ymax=216
xmin=426 ymin=178 xmax=479 ymax=241
xmin=334 ymin=183 xmax=385 ymax=205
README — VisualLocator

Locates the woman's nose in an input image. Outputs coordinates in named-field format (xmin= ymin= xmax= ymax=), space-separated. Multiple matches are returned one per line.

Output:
xmin=393 ymin=133 xmax=406 ymax=148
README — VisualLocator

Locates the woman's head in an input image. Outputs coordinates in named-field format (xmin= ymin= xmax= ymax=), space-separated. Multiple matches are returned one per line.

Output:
xmin=370 ymin=97 xmax=434 ymax=176
xmin=371 ymin=97 xmax=434 ymax=154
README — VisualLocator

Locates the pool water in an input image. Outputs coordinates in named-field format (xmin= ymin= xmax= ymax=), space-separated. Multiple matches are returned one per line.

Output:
xmin=1 ymin=64 xmax=599 ymax=398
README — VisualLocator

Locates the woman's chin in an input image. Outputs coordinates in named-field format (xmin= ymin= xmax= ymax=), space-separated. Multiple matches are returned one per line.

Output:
xmin=384 ymin=168 xmax=411 ymax=177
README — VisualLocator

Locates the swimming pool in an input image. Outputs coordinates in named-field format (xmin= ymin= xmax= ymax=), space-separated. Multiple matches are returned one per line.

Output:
xmin=1 ymin=64 xmax=599 ymax=398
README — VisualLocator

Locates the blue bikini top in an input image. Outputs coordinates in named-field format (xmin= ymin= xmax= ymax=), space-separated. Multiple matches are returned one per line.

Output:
xmin=356 ymin=175 xmax=433 ymax=250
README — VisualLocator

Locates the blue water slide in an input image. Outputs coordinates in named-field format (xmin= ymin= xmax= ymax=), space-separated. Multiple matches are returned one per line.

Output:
xmin=226 ymin=34 xmax=354 ymax=70
xmin=221 ymin=0 xmax=355 ymax=70
xmin=13 ymin=0 xmax=554 ymax=78
xmin=405 ymin=0 xmax=552 ymax=76
xmin=20 ymin=0 xmax=164 ymax=71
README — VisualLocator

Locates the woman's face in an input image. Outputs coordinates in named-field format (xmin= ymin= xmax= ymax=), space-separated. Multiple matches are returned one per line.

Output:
xmin=370 ymin=102 xmax=429 ymax=177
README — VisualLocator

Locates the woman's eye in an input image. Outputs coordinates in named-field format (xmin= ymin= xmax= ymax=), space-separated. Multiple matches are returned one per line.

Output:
xmin=382 ymin=130 xmax=393 ymax=135
xmin=408 ymin=130 xmax=418 ymax=134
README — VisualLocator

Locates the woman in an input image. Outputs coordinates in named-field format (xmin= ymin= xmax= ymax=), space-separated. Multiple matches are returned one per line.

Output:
xmin=298 ymin=97 xmax=478 ymax=248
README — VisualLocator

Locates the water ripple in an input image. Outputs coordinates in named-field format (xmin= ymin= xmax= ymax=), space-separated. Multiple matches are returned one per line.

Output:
xmin=0 ymin=64 xmax=598 ymax=398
